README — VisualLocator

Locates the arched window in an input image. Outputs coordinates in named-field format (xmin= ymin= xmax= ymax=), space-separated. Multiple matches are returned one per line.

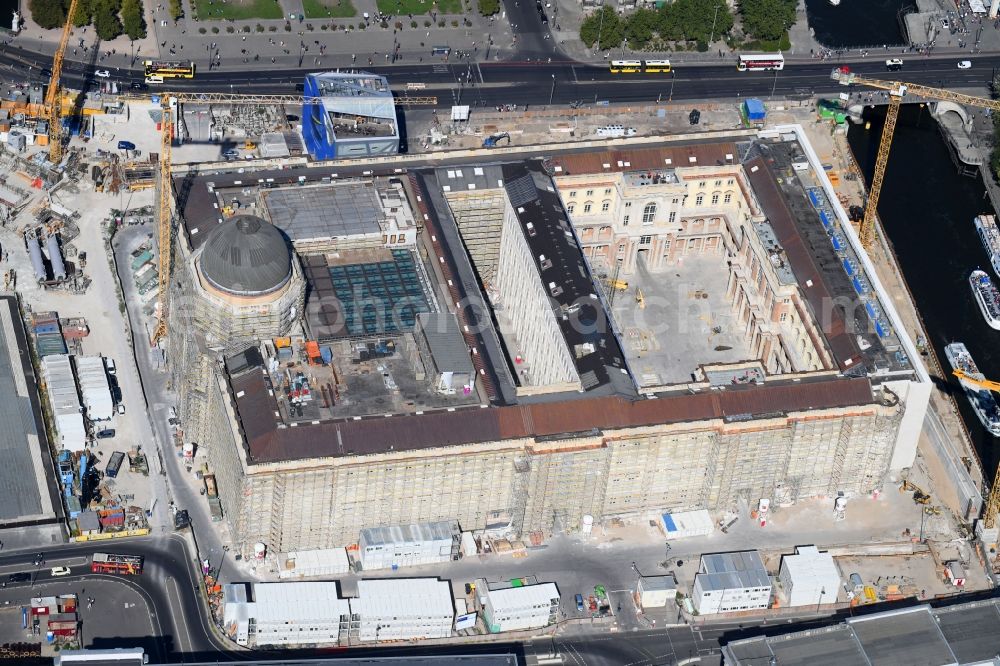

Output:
xmin=642 ymin=203 xmax=656 ymax=225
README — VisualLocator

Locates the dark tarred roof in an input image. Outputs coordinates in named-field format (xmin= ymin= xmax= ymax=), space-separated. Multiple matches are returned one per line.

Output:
xmin=231 ymin=366 xmax=875 ymax=464
xmin=743 ymin=156 xmax=862 ymax=370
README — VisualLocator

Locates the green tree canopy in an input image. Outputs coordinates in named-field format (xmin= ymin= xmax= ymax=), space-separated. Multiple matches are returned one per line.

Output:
xmin=580 ymin=6 xmax=624 ymax=50
xmin=28 ymin=0 xmax=65 ymax=29
xmin=477 ymin=0 xmax=499 ymax=16
xmin=624 ymin=8 xmax=657 ymax=48
xmin=120 ymin=0 xmax=146 ymax=40
xmin=92 ymin=0 xmax=123 ymax=39
xmin=659 ymin=0 xmax=733 ymax=43
xmin=739 ymin=0 xmax=795 ymax=42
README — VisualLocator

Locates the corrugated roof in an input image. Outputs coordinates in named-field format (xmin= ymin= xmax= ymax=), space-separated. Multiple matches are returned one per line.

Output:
xmin=550 ymin=142 xmax=739 ymax=176
xmin=351 ymin=578 xmax=455 ymax=620
xmin=698 ymin=551 xmax=770 ymax=591
xmin=254 ymin=582 xmax=350 ymax=623
xmin=360 ymin=520 xmax=458 ymax=547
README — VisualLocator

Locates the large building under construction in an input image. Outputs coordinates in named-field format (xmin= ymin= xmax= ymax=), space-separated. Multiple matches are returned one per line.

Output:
xmin=167 ymin=128 xmax=931 ymax=557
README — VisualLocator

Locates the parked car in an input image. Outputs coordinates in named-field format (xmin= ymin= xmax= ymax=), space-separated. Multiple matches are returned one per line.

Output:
xmin=7 ymin=572 xmax=29 ymax=582
xmin=885 ymin=58 xmax=903 ymax=71
xmin=117 ymin=403 xmax=125 ymax=415
xmin=958 ymin=60 xmax=972 ymax=69
xmin=222 ymin=149 xmax=240 ymax=159
xmin=104 ymin=357 xmax=117 ymax=375
xmin=131 ymin=81 xmax=149 ymax=91
xmin=50 ymin=567 xmax=71 ymax=577
xmin=96 ymin=429 xmax=116 ymax=439
xmin=117 ymin=140 xmax=136 ymax=151
xmin=94 ymin=69 xmax=111 ymax=78
xmin=575 ymin=593 xmax=585 ymax=612
xmin=689 ymin=109 xmax=701 ymax=125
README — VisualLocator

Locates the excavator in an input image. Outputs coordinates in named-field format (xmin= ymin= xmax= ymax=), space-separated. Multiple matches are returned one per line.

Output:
xmin=900 ymin=479 xmax=931 ymax=505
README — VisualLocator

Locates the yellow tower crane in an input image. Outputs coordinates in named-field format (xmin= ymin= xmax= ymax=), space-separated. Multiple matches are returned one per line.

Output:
xmin=45 ymin=0 xmax=81 ymax=164
xmin=830 ymin=67 xmax=1000 ymax=249
xmin=953 ymin=368 xmax=1000 ymax=528
xmin=147 ymin=92 xmax=437 ymax=345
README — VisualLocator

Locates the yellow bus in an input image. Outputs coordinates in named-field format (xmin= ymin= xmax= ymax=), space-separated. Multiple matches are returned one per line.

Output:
xmin=609 ymin=59 xmax=671 ymax=74
xmin=143 ymin=60 xmax=195 ymax=82
xmin=609 ymin=59 xmax=642 ymax=73
xmin=642 ymin=59 xmax=672 ymax=73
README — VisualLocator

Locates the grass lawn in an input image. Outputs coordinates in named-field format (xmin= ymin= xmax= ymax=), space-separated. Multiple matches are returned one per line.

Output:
xmin=303 ymin=0 xmax=357 ymax=17
xmin=193 ymin=0 xmax=284 ymax=20
xmin=376 ymin=0 xmax=465 ymax=14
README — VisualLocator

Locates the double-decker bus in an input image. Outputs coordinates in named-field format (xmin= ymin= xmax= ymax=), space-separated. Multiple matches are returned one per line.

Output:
xmin=143 ymin=60 xmax=195 ymax=83
xmin=737 ymin=54 xmax=784 ymax=71
xmin=609 ymin=59 xmax=672 ymax=74
xmin=91 ymin=553 xmax=144 ymax=575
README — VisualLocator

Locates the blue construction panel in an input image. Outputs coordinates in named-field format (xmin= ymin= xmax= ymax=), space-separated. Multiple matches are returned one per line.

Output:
xmin=744 ymin=98 xmax=766 ymax=120
xmin=842 ymin=258 xmax=854 ymax=276
xmin=852 ymin=277 xmax=866 ymax=294
xmin=809 ymin=190 xmax=822 ymax=207
xmin=832 ymin=235 xmax=843 ymax=251
xmin=819 ymin=210 xmax=832 ymax=227
xmin=34 ymin=323 xmax=59 ymax=334
xmin=865 ymin=302 xmax=877 ymax=318
xmin=663 ymin=513 xmax=677 ymax=532
xmin=301 ymin=76 xmax=336 ymax=160
xmin=876 ymin=320 xmax=890 ymax=338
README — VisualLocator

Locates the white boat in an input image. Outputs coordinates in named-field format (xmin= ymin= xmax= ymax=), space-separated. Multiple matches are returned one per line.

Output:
xmin=970 ymin=269 xmax=1000 ymax=330
xmin=829 ymin=0 xmax=841 ymax=5
xmin=945 ymin=342 xmax=1000 ymax=436
xmin=975 ymin=214 xmax=1000 ymax=277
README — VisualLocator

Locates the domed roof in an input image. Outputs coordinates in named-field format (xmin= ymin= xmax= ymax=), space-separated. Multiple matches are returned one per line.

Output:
xmin=199 ymin=215 xmax=293 ymax=296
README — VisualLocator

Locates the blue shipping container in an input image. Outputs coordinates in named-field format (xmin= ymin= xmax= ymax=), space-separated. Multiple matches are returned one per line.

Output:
xmin=865 ymin=302 xmax=877 ymax=318
xmin=842 ymin=258 xmax=854 ymax=276
xmin=819 ymin=210 xmax=832 ymax=228
xmin=808 ymin=190 xmax=821 ymax=207
xmin=852 ymin=277 xmax=865 ymax=294
xmin=744 ymin=98 xmax=766 ymax=121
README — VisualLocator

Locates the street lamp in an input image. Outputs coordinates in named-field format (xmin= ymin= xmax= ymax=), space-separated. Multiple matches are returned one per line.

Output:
xmin=549 ymin=73 xmax=556 ymax=106
xmin=709 ymin=1 xmax=721 ymax=46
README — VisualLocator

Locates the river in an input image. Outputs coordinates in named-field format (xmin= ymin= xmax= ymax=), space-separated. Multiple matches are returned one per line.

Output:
xmin=848 ymin=104 xmax=1000 ymax=474
xmin=805 ymin=0 xmax=909 ymax=49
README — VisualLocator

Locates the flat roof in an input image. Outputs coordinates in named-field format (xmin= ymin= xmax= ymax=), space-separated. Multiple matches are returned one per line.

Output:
xmin=174 ymin=657 xmax=518 ymax=666
xmin=499 ymin=161 xmax=632 ymax=394
xmin=262 ymin=182 xmax=382 ymax=242
xmin=418 ymin=312 xmax=475 ymax=375
xmin=253 ymin=582 xmax=350 ymax=622
xmin=228 ymin=347 xmax=876 ymax=462
xmin=698 ymin=551 xmax=770 ymax=592
xmin=360 ymin=520 xmax=458 ymax=547
xmin=485 ymin=582 xmax=560 ymax=610
xmin=0 ymin=296 xmax=58 ymax=526
xmin=724 ymin=600 xmax=1000 ymax=665
xmin=351 ymin=578 xmax=455 ymax=619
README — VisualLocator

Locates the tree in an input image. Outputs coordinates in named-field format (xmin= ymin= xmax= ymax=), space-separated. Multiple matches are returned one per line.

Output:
xmin=477 ymin=0 xmax=498 ymax=15
xmin=658 ymin=0 xmax=732 ymax=44
xmin=120 ymin=0 xmax=145 ymax=40
xmin=624 ymin=8 xmax=657 ymax=49
xmin=739 ymin=0 xmax=795 ymax=42
xmin=28 ymin=0 xmax=65 ymax=29
xmin=92 ymin=0 xmax=122 ymax=39
xmin=580 ymin=6 xmax=623 ymax=50
xmin=72 ymin=0 xmax=92 ymax=27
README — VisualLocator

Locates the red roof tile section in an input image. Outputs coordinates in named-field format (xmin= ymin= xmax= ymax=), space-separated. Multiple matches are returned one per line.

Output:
xmin=231 ymin=368 xmax=875 ymax=464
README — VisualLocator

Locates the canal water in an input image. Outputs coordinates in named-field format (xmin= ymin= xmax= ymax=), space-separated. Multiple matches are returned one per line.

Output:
xmin=805 ymin=0 xmax=909 ymax=48
xmin=847 ymin=104 xmax=1000 ymax=475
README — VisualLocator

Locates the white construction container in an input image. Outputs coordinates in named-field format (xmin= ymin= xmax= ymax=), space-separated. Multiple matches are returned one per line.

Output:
xmin=637 ymin=575 xmax=677 ymax=609
xmin=252 ymin=582 xmax=350 ymax=646
xmin=350 ymin=578 xmax=454 ymax=642
xmin=777 ymin=545 xmax=841 ymax=607
xmin=480 ymin=582 xmax=560 ymax=633
xmin=460 ymin=531 xmax=477 ymax=557
xmin=358 ymin=520 xmax=459 ymax=571
xmin=74 ymin=355 xmax=114 ymax=421
xmin=41 ymin=354 xmax=86 ymax=451
xmin=277 ymin=548 xmax=350 ymax=579
xmin=661 ymin=509 xmax=714 ymax=540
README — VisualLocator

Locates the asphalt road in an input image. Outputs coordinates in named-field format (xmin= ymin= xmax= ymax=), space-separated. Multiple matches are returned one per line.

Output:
xmin=0 ymin=536 xmax=230 ymax=663
xmin=1 ymin=40 xmax=1000 ymax=108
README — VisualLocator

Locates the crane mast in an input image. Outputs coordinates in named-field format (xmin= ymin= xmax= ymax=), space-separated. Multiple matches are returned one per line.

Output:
xmin=831 ymin=67 xmax=1000 ymax=528
xmin=45 ymin=0 xmax=81 ymax=165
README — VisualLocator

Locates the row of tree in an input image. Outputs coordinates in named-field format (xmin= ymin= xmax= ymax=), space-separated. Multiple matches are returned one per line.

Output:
xmin=30 ymin=0 xmax=146 ymax=41
xmin=580 ymin=0 xmax=795 ymax=52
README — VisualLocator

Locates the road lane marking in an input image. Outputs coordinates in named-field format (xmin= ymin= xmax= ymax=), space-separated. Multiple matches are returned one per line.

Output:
xmin=168 ymin=576 xmax=193 ymax=655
